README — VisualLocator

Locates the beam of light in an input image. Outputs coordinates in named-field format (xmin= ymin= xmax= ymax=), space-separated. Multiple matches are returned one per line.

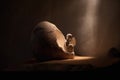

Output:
xmin=78 ymin=0 xmax=99 ymax=56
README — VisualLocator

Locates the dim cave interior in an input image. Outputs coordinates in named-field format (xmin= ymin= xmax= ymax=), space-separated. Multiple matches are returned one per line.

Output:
xmin=1 ymin=0 xmax=120 ymax=71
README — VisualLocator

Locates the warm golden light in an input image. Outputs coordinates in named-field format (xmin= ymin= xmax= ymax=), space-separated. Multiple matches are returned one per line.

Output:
xmin=78 ymin=0 xmax=99 ymax=56
xmin=39 ymin=56 xmax=95 ymax=64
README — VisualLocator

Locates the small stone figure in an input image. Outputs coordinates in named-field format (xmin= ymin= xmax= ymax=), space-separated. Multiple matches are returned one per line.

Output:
xmin=31 ymin=21 xmax=76 ymax=61
xmin=65 ymin=33 xmax=76 ymax=54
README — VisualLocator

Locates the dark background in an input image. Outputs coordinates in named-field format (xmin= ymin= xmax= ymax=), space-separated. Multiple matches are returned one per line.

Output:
xmin=1 ymin=0 xmax=120 ymax=69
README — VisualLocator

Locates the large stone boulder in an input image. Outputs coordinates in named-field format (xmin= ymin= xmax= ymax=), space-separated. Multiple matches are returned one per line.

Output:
xmin=31 ymin=21 xmax=76 ymax=61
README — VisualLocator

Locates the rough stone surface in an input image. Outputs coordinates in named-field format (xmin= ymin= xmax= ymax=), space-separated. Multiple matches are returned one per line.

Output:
xmin=31 ymin=21 xmax=76 ymax=61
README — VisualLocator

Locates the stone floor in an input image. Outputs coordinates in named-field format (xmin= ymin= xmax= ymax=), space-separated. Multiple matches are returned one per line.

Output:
xmin=3 ymin=56 xmax=120 ymax=71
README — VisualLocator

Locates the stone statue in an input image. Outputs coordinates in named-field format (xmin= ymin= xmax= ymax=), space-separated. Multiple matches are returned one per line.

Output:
xmin=31 ymin=21 xmax=76 ymax=61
